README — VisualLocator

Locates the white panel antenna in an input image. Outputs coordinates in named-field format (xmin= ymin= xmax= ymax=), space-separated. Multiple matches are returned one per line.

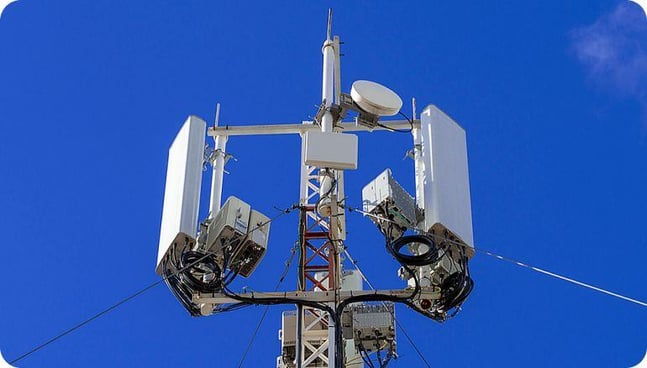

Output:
xmin=420 ymin=105 xmax=474 ymax=255
xmin=156 ymin=115 xmax=207 ymax=274
xmin=304 ymin=131 xmax=358 ymax=170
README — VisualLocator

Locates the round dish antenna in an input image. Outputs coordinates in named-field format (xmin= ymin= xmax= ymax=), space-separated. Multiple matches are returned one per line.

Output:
xmin=350 ymin=80 xmax=403 ymax=116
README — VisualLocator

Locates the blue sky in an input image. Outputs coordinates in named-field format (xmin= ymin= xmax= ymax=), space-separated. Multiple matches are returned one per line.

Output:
xmin=1 ymin=1 xmax=646 ymax=367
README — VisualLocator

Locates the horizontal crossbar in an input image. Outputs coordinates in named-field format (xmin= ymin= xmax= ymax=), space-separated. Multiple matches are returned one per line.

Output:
xmin=207 ymin=120 xmax=419 ymax=137
xmin=193 ymin=289 xmax=439 ymax=305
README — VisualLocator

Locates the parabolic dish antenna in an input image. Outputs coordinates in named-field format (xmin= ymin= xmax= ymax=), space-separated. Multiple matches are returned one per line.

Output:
xmin=350 ymin=80 xmax=403 ymax=116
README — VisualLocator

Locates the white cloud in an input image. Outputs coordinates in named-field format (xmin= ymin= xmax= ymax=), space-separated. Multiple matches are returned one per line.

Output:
xmin=571 ymin=2 xmax=647 ymax=125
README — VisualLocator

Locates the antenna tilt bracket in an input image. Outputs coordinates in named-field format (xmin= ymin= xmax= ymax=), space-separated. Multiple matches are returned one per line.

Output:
xmin=205 ymin=147 xmax=236 ymax=166
xmin=314 ymin=99 xmax=347 ymax=128
xmin=339 ymin=92 xmax=380 ymax=130
xmin=313 ymin=93 xmax=380 ymax=129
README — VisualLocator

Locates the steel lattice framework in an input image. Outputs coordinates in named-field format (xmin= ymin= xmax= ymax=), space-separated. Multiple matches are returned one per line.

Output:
xmin=295 ymin=139 xmax=343 ymax=367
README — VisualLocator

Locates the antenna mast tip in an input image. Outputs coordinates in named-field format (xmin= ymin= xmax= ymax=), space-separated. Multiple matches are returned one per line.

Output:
xmin=327 ymin=8 xmax=333 ymax=40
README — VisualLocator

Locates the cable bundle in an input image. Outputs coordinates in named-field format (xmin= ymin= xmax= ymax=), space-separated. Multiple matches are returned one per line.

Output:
xmin=162 ymin=246 xmax=223 ymax=316
xmin=383 ymin=230 xmax=474 ymax=322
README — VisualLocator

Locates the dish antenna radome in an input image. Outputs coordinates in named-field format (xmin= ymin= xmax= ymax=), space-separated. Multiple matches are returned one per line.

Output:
xmin=350 ymin=80 xmax=403 ymax=116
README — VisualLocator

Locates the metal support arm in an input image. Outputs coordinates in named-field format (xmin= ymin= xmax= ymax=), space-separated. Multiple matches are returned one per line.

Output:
xmin=193 ymin=289 xmax=440 ymax=305
xmin=207 ymin=120 xmax=419 ymax=137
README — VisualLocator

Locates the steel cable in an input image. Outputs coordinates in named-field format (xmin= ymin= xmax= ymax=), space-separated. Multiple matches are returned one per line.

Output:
xmin=8 ymin=203 xmax=299 ymax=365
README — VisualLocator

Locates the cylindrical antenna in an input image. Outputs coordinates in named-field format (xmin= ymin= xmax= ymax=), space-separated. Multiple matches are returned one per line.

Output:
xmin=319 ymin=10 xmax=336 ymax=211
xmin=412 ymin=97 xmax=417 ymax=121
xmin=209 ymin=103 xmax=228 ymax=217
xmin=213 ymin=103 xmax=221 ymax=142
xmin=333 ymin=36 xmax=342 ymax=106
xmin=326 ymin=8 xmax=333 ymax=41
xmin=411 ymin=97 xmax=424 ymax=208
xmin=214 ymin=103 xmax=221 ymax=126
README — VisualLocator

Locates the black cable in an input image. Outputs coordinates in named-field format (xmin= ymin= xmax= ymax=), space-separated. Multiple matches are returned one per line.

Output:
xmin=314 ymin=173 xmax=337 ymax=219
xmin=343 ymin=246 xmax=432 ymax=368
xmin=359 ymin=203 xmax=474 ymax=321
xmin=222 ymin=284 xmax=335 ymax=316
xmin=236 ymin=245 xmax=298 ymax=368
xmin=360 ymin=344 xmax=376 ymax=368
xmin=219 ymin=235 xmax=332 ymax=314
xmin=9 ymin=280 xmax=163 ymax=365
xmin=163 ymin=242 xmax=234 ymax=316
xmin=10 ymin=203 xmax=299 ymax=365
xmin=236 ymin=307 xmax=271 ymax=368
xmin=330 ymin=226 xmax=428 ymax=366
xmin=333 ymin=282 xmax=421 ymax=367
xmin=179 ymin=250 xmax=223 ymax=293
xmin=376 ymin=336 xmax=384 ymax=366
xmin=394 ymin=318 xmax=432 ymax=368
xmin=381 ymin=348 xmax=394 ymax=368
xmin=222 ymin=279 xmax=341 ymax=366
xmin=427 ymin=243 xmax=473 ymax=317
xmin=388 ymin=234 xmax=440 ymax=267
xmin=376 ymin=111 xmax=414 ymax=133
xmin=164 ymin=203 xmax=300 ymax=316
xmin=319 ymin=225 xmax=425 ymax=367
xmin=9 ymin=250 xmax=219 ymax=365
xmin=214 ymin=303 xmax=251 ymax=313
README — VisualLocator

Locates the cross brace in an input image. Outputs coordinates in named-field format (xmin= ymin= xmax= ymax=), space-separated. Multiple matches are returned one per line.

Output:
xmin=193 ymin=289 xmax=440 ymax=305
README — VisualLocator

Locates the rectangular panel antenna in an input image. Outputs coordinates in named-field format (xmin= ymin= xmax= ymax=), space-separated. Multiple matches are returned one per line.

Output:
xmin=156 ymin=115 xmax=207 ymax=274
xmin=420 ymin=105 xmax=474 ymax=255
xmin=304 ymin=131 xmax=358 ymax=170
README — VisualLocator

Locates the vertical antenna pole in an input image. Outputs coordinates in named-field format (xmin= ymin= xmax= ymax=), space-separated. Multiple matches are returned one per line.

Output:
xmin=295 ymin=10 xmax=343 ymax=367
xmin=321 ymin=8 xmax=335 ymax=134
xmin=318 ymin=8 xmax=336 ymax=214
xmin=412 ymin=97 xmax=418 ymax=121
xmin=333 ymin=35 xmax=342 ymax=106
xmin=322 ymin=8 xmax=338 ymax=367
xmin=296 ymin=304 xmax=303 ymax=368
xmin=332 ymin=35 xmax=346 ymax=240
xmin=209 ymin=103 xmax=228 ymax=218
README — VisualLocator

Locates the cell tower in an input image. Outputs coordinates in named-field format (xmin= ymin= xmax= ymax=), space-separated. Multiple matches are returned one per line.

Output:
xmin=156 ymin=9 xmax=474 ymax=368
